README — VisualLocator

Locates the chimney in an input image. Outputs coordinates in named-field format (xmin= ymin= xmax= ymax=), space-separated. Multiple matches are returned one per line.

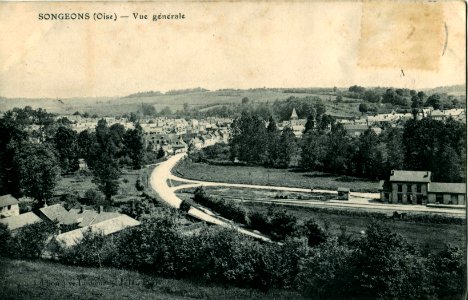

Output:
xmin=99 ymin=205 xmax=103 ymax=214
xmin=79 ymin=206 xmax=84 ymax=213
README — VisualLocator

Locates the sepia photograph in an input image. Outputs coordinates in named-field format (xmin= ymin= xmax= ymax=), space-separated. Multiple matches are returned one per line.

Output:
xmin=0 ymin=1 xmax=466 ymax=299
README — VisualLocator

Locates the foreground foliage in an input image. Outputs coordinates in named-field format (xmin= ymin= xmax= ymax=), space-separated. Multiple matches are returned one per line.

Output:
xmin=1 ymin=208 xmax=464 ymax=299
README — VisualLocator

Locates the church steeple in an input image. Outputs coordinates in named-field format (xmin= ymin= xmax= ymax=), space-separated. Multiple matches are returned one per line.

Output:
xmin=290 ymin=108 xmax=298 ymax=120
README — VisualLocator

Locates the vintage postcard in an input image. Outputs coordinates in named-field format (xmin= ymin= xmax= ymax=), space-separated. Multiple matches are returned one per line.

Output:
xmin=0 ymin=1 xmax=466 ymax=299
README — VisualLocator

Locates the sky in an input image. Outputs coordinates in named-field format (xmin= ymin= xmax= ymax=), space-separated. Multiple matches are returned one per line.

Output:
xmin=0 ymin=1 xmax=465 ymax=98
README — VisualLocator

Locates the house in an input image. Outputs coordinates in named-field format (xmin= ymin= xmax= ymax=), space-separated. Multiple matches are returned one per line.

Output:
xmin=379 ymin=170 xmax=466 ymax=206
xmin=0 ymin=194 xmax=20 ymax=218
xmin=0 ymin=212 xmax=42 ymax=231
xmin=379 ymin=170 xmax=431 ymax=204
xmin=427 ymin=182 xmax=466 ymax=205
xmin=172 ymin=136 xmax=188 ymax=154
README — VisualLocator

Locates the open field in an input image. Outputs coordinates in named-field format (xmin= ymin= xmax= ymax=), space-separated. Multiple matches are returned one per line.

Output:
xmin=0 ymin=89 xmax=362 ymax=117
xmin=173 ymin=159 xmax=379 ymax=192
xmin=0 ymin=258 xmax=304 ymax=300
xmin=245 ymin=202 xmax=466 ymax=254
xmin=54 ymin=166 xmax=155 ymax=203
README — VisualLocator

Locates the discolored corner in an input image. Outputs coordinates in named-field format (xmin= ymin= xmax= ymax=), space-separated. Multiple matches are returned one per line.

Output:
xmin=358 ymin=1 xmax=445 ymax=71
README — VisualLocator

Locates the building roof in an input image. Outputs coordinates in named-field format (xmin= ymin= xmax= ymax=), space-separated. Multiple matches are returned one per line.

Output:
xmin=389 ymin=170 xmax=431 ymax=183
xmin=67 ymin=209 xmax=122 ymax=227
xmin=0 ymin=212 xmax=42 ymax=231
xmin=39 ymin=204 xmax=78 ymax=224
xmin=0 ymin=194 xmax=19 ymax=208
xmin=55 ymin=214 xmax=140 ymax=247
xmin=337 ymin=187 xmax=350 ymax=192
xmin=428 ymin=182 xmax=466 ymax=194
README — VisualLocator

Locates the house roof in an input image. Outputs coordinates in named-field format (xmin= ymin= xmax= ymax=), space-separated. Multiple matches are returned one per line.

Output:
xmin=67 ymin=209 xmax=122 ymax=227
xmin=55 ymin=214 xmax=140 ymax=247
xmin=0 ymin=194 xmax=19 ymax=208
xmin=428 ymin=182 xmax=466 ymax=194
xmin=39 ymin=204 xmax=78 ymax=224
xmin=0 ymin=212 xmax=42 ymax=231
xmin=337 ymin=187 xmax=350 ymax=192
xmin=390 ymin=170 xmax=431 ymax=183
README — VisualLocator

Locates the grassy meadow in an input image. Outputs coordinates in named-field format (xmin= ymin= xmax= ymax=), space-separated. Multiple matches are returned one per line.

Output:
xmin=173 ymin=159 xmax=380 ymax=192
xmin=53 ymin=166 xmax=155 ymax=203
xmin=0 ymin=258 xmax=304 ymax=300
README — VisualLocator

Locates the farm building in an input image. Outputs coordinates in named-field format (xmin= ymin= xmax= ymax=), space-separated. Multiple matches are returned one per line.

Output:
xmin=427 ymin=183 xmax=466 ymax=205
xmin=0 ymin=194 xmax=20 ymax=218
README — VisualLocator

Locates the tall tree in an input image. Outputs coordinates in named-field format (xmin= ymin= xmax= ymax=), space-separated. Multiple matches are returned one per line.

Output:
xmin=264 ymin=116 xmax=280 ymax=167
xmin=425 ymin=94 xmax=442 ymax=109
xmin=14 ymin=142 xmax=60 ymax=207
xmin=358 ymin=103 xmax=368 ymax=115
xmin=300 ymin=130 xmax=329 ymax=171
xmin=90 ymin=119 xmax=121 ymax=202
xmin=229 ymin=112 xmax=268 ymax=164
xmin=0 ymin=117 xmax=28 ymax=197
xmin=276 ymin=127 xmax=297 ymax=168
xmin=77 ymin=130 xmax=95 ymax=165
xmin=304 ymin=115 xmax=315 ymax=134
xmin=54 ymin=126 xmax=79 ymax=173
xmin=124 ymin=123 xmax=146 ymax=169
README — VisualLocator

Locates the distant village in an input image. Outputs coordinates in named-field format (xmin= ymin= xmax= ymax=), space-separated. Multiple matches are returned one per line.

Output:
xmin=60 ymin=106 xmax=466 ymax=156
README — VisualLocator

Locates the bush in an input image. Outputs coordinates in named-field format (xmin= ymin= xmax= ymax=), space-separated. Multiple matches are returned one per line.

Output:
xmin=428 ymin=245 xmax=466 ymax=299
xmin=119 ymin=198 xmax=156 ymax=219
xmin=0 ymin=223 xmax=12 ymax=257
xmin=61 ymin=193 xmax=79 ymax=210
xmin=179 ymin=200 xmax=191 ymax=213
xmin=57 ymin=228 xmax=117 ymax=268
xmin=9 ymin=222 xmax=56 ymax=259
xmin=82 ymin=189 xmax=104 ymax=205
xmin=248 ymin=211 xmax=271 ymax=234
xmin=268 ymin=209 xmax=300 ymax=241
xmin=303 ymin=218 xmax=328 ymax=247
xmin=135 ymin=179 xmax=145 ymax=191
xmin=297 ymin=238 xmax=354 ymax=298
xmin=193 ymin=187 xmax=248 ymax=225
xmin=18 ymin=201 xmax=32 ymax=214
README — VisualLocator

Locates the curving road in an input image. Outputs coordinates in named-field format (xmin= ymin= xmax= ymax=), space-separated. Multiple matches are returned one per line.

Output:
xmin=149 ymin=153 xmax=271 ymax=241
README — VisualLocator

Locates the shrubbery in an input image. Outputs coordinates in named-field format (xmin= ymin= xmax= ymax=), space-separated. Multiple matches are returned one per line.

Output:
xmin=82 ymin=188 xmax=104 ymax=205
xmin=193 ymin=187 xmax=248 ymax=225
xmin=0 ymin=208 xmax=465 ymax=298
xmin=193 ymin=187 xmax=328 ymax=244
xmin=0 ymin=222 xmax=56 ymax=259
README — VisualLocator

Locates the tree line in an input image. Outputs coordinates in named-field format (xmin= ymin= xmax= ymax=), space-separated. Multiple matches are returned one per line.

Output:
xmin=227 ymin=111 xmax=466 ymax=182
xmin=0 ymin=107 xmax=149 ymax=208
xmin=346 ymin=85 xmax=465 ymax=110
